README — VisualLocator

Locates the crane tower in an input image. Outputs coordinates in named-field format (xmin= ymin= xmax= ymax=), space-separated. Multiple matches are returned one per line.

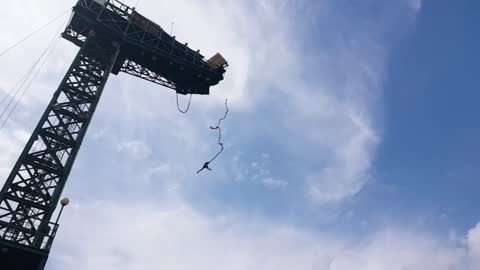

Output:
xmin=0 ymin=0 xmax=228 ymax=269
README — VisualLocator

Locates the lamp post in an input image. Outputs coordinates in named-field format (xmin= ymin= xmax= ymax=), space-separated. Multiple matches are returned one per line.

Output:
xmin=54 ymin=197 xmax=70 ymax=225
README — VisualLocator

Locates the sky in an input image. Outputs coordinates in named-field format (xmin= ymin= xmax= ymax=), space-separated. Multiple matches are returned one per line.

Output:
xmin=0 ymin=0 xmax=479 ymax=269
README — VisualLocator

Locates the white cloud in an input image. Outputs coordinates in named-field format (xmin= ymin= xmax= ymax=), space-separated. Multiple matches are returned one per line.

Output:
xmin=0 ymin=130 xmax=30 ymax=182
xmin=12 ymin=129 xmax=30 ymax=142
xmin=0 ymin=4 xmax=433 ymax=268
xmin=307 ymin=109 xmax=379 ymax=204
xmin=410 ymin=0 xmax=423 ymax=13
xmin=143 ymin=163 xmax=183 ymax=192
xmin=0 ymin=0 xmax=75 ymax=106
xmin=261 ymin=177 xmax=288 ymax=189
xmin=49 ymin=202 xmax=480 ymax=270
xmin=0 ymin=3 xmax=474 ymax=270
xmin=116 ymin=140 xmax=152 ymax=159
xmin=467 ymin=223 xmax=480 ymax=267
xmin=0 ymin=0 xmax=399 ymax=207
xmin=230 ymin=152 xmax=288 ymax=189
xmin=0 ymin=0 xmax=424 ymax=212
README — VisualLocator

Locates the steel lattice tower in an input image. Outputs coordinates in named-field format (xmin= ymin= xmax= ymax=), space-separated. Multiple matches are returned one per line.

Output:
xmin=0 ymin=0 xmax=227 ymax=269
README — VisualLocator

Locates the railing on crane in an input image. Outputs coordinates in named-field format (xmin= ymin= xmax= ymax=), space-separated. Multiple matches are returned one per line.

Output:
xmin=64 ymin=0 xmax=228 ymax=94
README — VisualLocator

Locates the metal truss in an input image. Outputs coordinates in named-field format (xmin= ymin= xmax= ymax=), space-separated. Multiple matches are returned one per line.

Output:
xmin=72 ymin=0 xmax=208 ymax=70
xmin=0 ymin=1 xmax=226 ymax=269
xmin=121 ymin=59 xmax=177 ymax=91
xmin=63 ymin=0 xmax=224 ymax=95
xmin=0 ymin=33 xmax=119 ymax=252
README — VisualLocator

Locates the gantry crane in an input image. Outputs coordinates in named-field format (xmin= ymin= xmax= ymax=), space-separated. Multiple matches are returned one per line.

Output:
xmin=0 ymin=0 xmax=228 ymax=269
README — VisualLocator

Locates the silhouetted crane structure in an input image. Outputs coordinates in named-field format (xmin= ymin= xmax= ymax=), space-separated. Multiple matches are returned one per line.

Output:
xmin=0 ymin=0 xmax=228 ymax=269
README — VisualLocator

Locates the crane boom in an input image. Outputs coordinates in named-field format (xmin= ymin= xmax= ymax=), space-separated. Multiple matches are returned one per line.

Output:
xmin=64 ymin=0 xmax=228 ymax=95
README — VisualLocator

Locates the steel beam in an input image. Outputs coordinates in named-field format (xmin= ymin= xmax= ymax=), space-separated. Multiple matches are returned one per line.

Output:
xmin=0 ymin=32 xmax=119 ymax=269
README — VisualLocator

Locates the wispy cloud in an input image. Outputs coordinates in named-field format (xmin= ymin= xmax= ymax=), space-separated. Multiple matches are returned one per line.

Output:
xmin=50 ymin=201 xmax=480 ymax=270
xmin=230 ymin=152 xmax=288 ymax=189
xmin=261 ymin=177 xmax=289 ymax=189
xmin=0 ymin=1 xmax=457 ymax=269
xmin=0 ymin=0 xmax=423 ymax=214
xmin=116 ymin=140 xmax=152 ymax=160
xmin=0 ymin=129 xmax=31 ymax=181
xmin=411 ymin=0 xmax=423 ymax=13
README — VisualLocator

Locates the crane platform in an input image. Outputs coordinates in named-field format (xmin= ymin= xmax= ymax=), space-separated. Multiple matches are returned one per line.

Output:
xmin=63 ymin=0 xmax=228 ymax=95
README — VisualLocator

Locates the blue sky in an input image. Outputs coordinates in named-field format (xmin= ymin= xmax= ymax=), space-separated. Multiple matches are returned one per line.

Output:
xmin=0 ymin=0 xmax=480 ymax=269
xmin=377 ymin=0 xmax=480 ymax=232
